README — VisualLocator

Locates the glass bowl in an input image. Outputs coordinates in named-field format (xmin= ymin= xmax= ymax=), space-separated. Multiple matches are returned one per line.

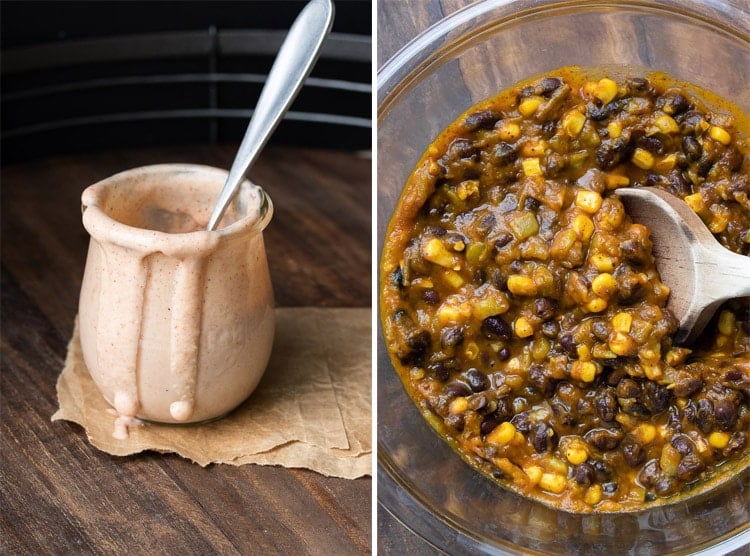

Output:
xmin=377 ymin=0 xmax=750 ymax=554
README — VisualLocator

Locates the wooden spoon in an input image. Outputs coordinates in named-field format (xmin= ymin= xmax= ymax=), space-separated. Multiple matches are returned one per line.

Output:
xmin=617 ymin=187 xmax=750 ymax=345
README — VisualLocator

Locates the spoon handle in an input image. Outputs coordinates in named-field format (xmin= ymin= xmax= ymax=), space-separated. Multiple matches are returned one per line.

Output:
xmin=702 ymin=246 xmax=750 ymax=301
xmin=206 ymin=0 xmax=334 ymax=231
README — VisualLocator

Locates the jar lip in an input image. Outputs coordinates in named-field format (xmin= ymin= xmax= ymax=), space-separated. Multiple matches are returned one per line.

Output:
xmin=81 ymin=163 xmax=273 ymax=256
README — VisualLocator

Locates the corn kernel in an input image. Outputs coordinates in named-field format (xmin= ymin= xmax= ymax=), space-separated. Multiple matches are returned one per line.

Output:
xmin=449 ymin=396 xmax=468 ymax=414
xmin=660 ymin=444 xmax=681 ymax=476
xmin=575 ymin=190 xmax=603 ymax=214
xmin=573 ymin=214 xmax=595 ymax=242
xmin=655 ymin=154 xmax=677 ymax=172
xmin=441 ymin=269 xmax=465 ymax=289
xmin=577 ymin=344 xmax=591 ymax=362
xmin=665 ymin=347 xmax=691 ymax=366
xmin=612 ymin=312 xmax=633 ymax=334
xmin=709 ymin=431 xmax=731 ymax=449
xmin=531 ymin=338 xmax=551 ymax=362
xmin=654 ymin=114 xmax=680 ymax=134
xmin=519 ymin=95 xmax=544 ymax=117
xmin=437 ymin=304 xmax=462 ymax=324
xmin=522 ymin=157 xmax=543 ymax=176
xmin=571 ymin=360 xmax=597 ymax=382
xmin=410 ymin=367 xmax=425 ymax=380
xmin=609 ymin=332 xmax=637 ymax=356
xmin=498 ymin=121 xmax=521 ymax=141
xmin=522 ymin=140 xmax=548 ymax=157
xmin=514 ymin=316 xmax=534 ymax=338
xmin=594 ymin=78 xmax=618 ymax=104
xmin=464 ymin=341 xmax=479 ymax=360
xmin=605 ymin=174 xmax=630 ymax=189
xmin=643 ymin=362 xmax=663 ymax=381
xmin=507 ymin=275 xmax=538 ymax=296
xmin=486 ymin=421 xmax=516 ymax=446
xmin=684 ymin=192 xmax=704 ymax=213
xmin=592 ymin=343 xmax=617 ymax=359
xmin=456 ymin=179 xmax=479 ymax=200
xmin=512 ymin=431 xmax=526 ymax=446
xmin=634 ymin=423 xmax=657 ymax=445
xmin=592 ymin=273 xmax=618 ymax=298
xmin=632 ymin=148 xmax=655 ymax=169
xmin=584 ymin=484 xmax=603 ymax=505
xmin=539 ymin=473 xmax=566 ymax=494
xmin=718 ymin=309 xmax=735 ymax=336
xmin=562 ymin=109 xmax=586 ymax=137
xmin=585 ymin=297 xmax=608 ymax=313
xmin=525 ymin=465 xmax=543 ymax=486
xmin=423 ymin=238 xmax=459 ymax=269
xmin=590 ymin=253 xmax=615 ymax=273
xmin=709 ymin=213 xmax=729 ymax=234
xmin=565 ymin=439 xmax=589 ymax=465
xmin=709 ymin=125 xmax=731 ymax=145
xmin=607 ymin=121 xmax=622 ymax=139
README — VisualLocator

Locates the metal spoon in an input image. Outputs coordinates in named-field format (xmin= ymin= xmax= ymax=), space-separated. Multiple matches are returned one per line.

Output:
xmin=618 ymin=186 xmax=750 ymax=345
xmin=206 ymin=0 xmax=334 ymax=231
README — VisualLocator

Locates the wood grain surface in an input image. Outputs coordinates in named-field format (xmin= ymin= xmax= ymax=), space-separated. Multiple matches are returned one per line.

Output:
xmin=1 ymin=144 xmax=371 ymax=554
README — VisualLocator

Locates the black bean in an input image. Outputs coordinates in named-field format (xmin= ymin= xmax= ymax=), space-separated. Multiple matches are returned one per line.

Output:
xmin=429 ymin=361 xmax=450 ymax=382
xmin=482 ymin=315 xmax=512 ymax=340
xmin=677 ymin=454 xmax=705 ymax=481
xmin=574 ymin=462 xmax=596 ymax=485
xmin=524 ymin=197 xmax=541 ymax=210
xmin=596 ymin=388 xmax=618 ymax=422
xmin=476 ymin=213 xmax=496 ymax=236
xmin=392 ymin=266 xmax=404 ymax=289
xmin=666 ymin=405 xmax=682 ymax=431
xmin=724 ymin=432 xmax=747 ymax=456
xmin=626 ymin=77 xmax=649 ymax=94
xmin=446 ymin=412 xmax=465 ymax=432
xmin=493 ymin=231 xmax=514 ymax=251
xmin=713 ymin=397 xmax=738 ymax=429
xmin=510 ymin=411 xmax=531 ymax=433
xmin=602 ymin=482 xmax=619 ymax=495
xmin=591 ymin=319 xmax=609 ymax=341
xmin=441 ymin=326 xmax=464 ymax=349
xmin=539 ymin=77 xmax=563 ymax=95
xmin=541 ymin=321 xmax=559 ymax=339
xmin=638 ymin=460 xmax=661 ymax=488
xmin=424 ymin=224 xmax=447 ymax=237
xmin=466 ymin=368 xmax=490 ymax=393
xmin=680 ymin=110 xmax=705 ymax=133
xmin=638 ymin=135 xmax=666 ymax=154
xmin=592 ymin=460 xmax=613 ymax=481
xmin=464 ymin=109 xmax=501 ymax=130
xmin=673 ymin=372 xmax=703 ymax=398
xmin=665 ymin=170 xmax=691 ymax=198
xmin=529 ymin=364 xmax=557 ymax=397
xmin=620 ymin=399 xmax=650 ymax=417
xmin=596 ymin=137 xmax=633 ymax=170
xmin=682 ymin=136 xmax=702 ymax=161
xmin=534 ymin=298 xmax=556 ymax=321
xmin=445 ymin=138 xmax=477 ymax=160
xmin=622 ymin=439 xmax=646 ymax=467
xmin=695 ymin=398 xmax=714 ymax=433
xmin=560 ymin=333 xmax=577 ymax=357
xmin=642 ymin=382 xmax=670 ymax=413
xmin=532 ymin=423 xmax=554 ymax=453
xmin=445 ymin=381 xmax=472 ymax=397
xmin=656 ymin=91 xmax=690 ymax=115
xmin=481 ymin=415 xmax=502 ymax=436
xmin=654 ymin=476 xmax=676 ymax=496
xmin=492 ymin=142 xmax=518 ymax=166
xmin=422 ymin=288 xmax=440 ymax=305
xmin=617 ymin=378 xmax=640 ymax=399
xmin=671 ymin=434 xmax=696 ymax=455
xmin=584 ymin=427 xmax=625 ymax=451
xmin=497 ymin=346 xmax=511 ymax=361
xmin=496 ymin=397 xmax=513 ymax=421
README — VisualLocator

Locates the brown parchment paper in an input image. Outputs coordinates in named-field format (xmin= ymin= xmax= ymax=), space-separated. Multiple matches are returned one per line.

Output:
xmin=52 ymin=307 xmax=371 ymax=479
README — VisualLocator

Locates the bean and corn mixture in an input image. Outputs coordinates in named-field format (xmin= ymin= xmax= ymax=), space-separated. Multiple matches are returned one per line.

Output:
xmin=381 ymin=69 xmax=750 ymax=512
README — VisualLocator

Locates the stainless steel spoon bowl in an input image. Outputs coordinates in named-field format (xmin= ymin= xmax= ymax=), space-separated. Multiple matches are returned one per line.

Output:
xmin=618 ymin=186 xmax=750 ymax=345
xmin=207 ymin=0 xmax=334 ymax=231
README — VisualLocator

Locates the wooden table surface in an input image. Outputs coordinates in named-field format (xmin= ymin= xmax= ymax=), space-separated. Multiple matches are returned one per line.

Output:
xmin=0 ymin=144 xmax=372 ymax=554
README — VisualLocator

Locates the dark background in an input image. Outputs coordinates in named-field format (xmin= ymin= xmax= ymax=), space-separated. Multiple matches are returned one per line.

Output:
xmin=1 ymin=0 xmax=372 ymax=163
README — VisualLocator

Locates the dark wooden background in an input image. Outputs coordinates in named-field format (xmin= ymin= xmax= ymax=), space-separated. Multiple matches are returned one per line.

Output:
xmin=1 ymin=144 xmax=371 ymax=554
